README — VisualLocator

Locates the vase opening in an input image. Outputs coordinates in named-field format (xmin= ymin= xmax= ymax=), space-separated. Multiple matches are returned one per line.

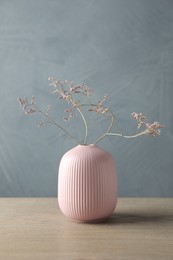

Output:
xmin=79 ymin=143 xmax=95 ymax=147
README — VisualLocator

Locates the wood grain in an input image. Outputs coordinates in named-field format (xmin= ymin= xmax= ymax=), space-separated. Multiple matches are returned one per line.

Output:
xmin=0 ymin=198 xmax=172 ymax=260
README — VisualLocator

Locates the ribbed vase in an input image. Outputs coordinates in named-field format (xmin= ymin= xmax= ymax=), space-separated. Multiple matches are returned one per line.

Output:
xmin=58 ymin=144 xmax=117 ymax=222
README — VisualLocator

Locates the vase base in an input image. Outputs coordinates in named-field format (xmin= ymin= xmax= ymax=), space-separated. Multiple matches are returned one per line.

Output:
xmin=69 ymin=216 xmax=109 ymax=223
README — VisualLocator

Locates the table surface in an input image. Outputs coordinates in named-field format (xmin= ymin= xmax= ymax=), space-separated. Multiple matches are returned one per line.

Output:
xmin=0 ymin=198 xmax=172 ymax=260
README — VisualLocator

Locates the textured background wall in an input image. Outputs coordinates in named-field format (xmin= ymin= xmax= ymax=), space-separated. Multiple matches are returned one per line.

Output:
xmin=0 ymin=0 xmax=172 ymax=197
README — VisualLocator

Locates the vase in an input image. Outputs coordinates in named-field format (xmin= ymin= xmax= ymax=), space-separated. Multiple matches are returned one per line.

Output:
xmin=58 ymin=144 xmax=117 ymax=222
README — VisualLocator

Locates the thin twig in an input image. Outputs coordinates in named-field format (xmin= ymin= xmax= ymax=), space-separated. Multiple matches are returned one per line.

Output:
xmin=35 ymin=106 xmax=81 ymax=144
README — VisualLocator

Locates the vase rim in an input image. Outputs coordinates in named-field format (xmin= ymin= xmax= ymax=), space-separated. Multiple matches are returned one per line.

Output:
xmin=78 ymin=144 xmax=95 ymax=147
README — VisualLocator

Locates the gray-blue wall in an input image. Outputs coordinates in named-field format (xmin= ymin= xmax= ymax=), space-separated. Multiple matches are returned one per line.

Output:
xmin=0 ymin=0 xmax=172 ymax=197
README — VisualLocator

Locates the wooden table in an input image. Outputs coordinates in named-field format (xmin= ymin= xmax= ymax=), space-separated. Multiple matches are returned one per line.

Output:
xmin=0 ymin=198 xmax=172 ymax=260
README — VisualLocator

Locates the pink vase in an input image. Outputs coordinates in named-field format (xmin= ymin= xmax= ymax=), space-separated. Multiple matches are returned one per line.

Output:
xmin=58 ymin=144 xmax=117 ymax=222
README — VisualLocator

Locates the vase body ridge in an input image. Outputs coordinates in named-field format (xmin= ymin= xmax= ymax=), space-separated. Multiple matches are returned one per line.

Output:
xmin=58 ymin=145 xmax=117 ymax=222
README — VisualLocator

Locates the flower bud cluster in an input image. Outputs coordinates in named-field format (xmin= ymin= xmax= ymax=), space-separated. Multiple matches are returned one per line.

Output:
xmin=18 ymin=96 xmax=37 ymax=114
xmin=64 ymin=108 xmax=77 ymax=122
xmin=145 ymin=122 xmax=165 ymax=137
xmin=132 ymin=112 xmax=164 ymax=137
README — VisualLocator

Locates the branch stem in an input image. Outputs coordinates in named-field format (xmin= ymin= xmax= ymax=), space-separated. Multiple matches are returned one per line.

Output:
xmin=76 ymin=107 xmax=88 ymax=144
xmin=106 ymin=132 xmax=145 ymax=138
xmin=93 ymin=113 xmax=115 ymax=145
xmin=51 ymin=89 xmax=88 ymax=144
